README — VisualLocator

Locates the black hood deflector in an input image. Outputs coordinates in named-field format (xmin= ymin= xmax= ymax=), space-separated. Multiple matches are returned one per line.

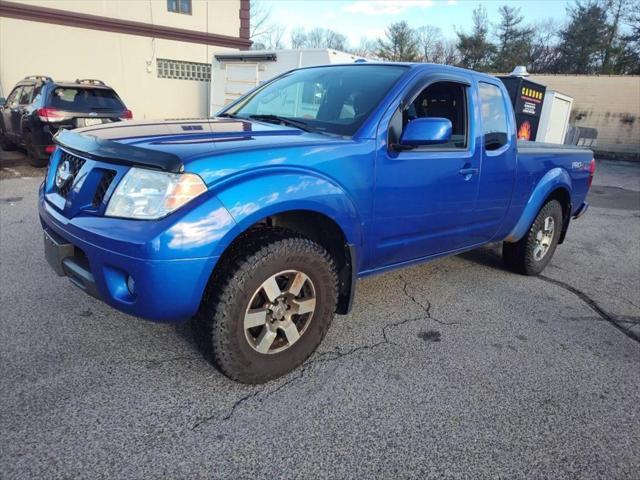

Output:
xmin=54 ymin=129 xmax=183 ymax=173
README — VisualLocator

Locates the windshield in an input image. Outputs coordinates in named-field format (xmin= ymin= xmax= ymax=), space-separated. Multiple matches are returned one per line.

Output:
xmin=49 ymin=88 xmax=125 ymax=111
xmin=223 ymin=65 xmax=409 ymax=136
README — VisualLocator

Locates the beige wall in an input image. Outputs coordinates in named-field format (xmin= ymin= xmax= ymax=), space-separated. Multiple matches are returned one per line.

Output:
xmin=7 ymin=0 xmax=241 ymax=37
xmin=0 ymin=1 xmax=241 ymax=119
xmin=528 ymin=75 xmax=640 ymax=158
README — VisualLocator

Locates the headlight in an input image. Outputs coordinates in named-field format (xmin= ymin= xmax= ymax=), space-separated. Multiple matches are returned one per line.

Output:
xmin=105 ymin=167 xmax=207 ymax=219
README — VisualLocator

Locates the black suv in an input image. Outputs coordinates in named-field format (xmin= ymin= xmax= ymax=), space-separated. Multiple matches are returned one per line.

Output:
xmin=0 ymin=76 xmax=132 ymax=167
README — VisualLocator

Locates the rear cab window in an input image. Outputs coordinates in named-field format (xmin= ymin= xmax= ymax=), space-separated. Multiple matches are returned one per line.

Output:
xmin=479 ymin=82 xmax=509 ymax=151
xmin=49 ymin=88 xmax=125 ymax=112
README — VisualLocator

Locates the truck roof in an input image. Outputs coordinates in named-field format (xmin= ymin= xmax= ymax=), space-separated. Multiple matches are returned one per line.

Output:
xmin=289 ymin=61 xmax=499 ymax=82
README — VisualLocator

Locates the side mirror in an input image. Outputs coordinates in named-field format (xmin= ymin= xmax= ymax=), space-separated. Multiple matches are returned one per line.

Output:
xmin=0 ymin=97 xmax=5 ymax=107
xmin=398 ymin=117 xmax=452 ymax=149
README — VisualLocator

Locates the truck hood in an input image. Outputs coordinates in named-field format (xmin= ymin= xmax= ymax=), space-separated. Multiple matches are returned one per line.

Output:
xmin=70 ymin=117 xmax=328 ymax=169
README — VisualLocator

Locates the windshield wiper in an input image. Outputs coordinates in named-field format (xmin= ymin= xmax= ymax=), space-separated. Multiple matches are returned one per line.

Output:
xmin=247 ymin=114 xmax=311 ymax=132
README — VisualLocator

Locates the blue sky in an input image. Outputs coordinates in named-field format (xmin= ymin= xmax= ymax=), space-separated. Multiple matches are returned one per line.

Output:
xmin=266 ymin=0 xmax=571 ymax=45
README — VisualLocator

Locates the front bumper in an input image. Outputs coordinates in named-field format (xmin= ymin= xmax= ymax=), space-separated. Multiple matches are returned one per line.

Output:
xmin=39 ymin=199 xmax=219 ymax=323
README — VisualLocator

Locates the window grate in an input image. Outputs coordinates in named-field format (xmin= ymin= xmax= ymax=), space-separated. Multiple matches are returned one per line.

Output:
xmin=157 ymin=58 xmax=211 ymax=82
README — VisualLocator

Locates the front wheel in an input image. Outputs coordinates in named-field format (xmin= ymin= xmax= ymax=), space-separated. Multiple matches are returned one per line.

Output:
xmin=503 ymin=199 xmax=563 ymax=275
xmin=194 ymin=229 xmax=338 ymax=384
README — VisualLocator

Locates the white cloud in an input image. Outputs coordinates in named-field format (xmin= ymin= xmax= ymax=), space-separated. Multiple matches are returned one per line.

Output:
xmin=343 ymin=0 xmax=434 ymax=16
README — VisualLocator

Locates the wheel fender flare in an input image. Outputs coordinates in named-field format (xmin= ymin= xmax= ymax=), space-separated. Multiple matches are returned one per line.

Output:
xmin=211 ymin=171 xmax=364 ymax=256
xmin=506 ymin=167 xmax=572 ymax=242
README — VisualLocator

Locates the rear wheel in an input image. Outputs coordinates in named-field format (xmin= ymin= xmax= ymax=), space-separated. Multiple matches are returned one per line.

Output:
xmin=24 ymin=131 xmax=48 ymax=167
xmin=0 ymin=131 xmax=16 ymax=151
xmin=194 ymin=228 xmax=338 ymax=384
xmin=503 ymin=199 xmax=563 ymax=275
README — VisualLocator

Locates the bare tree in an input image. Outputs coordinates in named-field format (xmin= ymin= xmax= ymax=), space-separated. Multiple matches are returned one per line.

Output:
xmin=306 ymin=28 xmax=325 ymax=48
xmin=249 ymin=0 xmax=272 ymax=42
xmin=291 ymin=28 xmax=347 ymax=50
xmin=432 ymin=38 xmax=459 ymax=65
xmin=350 ymin=38 xmax=379 ymax=58
xmin=417 ymin=25 xmax=443 ymax=62
xmin=290 ymin=28 xmax=307 ymax=49
xmin=249 ymin=0 xmax=287 ymax=50
xmin=262 ymin=24 xmax=286 ymax=49
xmin=527 ymin=19 xmax=561 ymax=73
xmin=324 ymin=30 xmax=347 ymax=50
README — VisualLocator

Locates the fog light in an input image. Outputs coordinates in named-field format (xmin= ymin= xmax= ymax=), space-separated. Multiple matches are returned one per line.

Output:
xmin=127 ymin=275 xmax=136 ymax=295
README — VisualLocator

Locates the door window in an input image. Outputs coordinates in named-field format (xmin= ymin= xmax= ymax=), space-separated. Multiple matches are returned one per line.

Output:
xmin=5 ymin=87 xmax=22 ymax=108
xmin=479 ymin=82 xmax=509 ymax=151
xmin=18 ymin=85 xmax=34 ymax=105
xmin=389 ymin=81 xmax=468 ymax=149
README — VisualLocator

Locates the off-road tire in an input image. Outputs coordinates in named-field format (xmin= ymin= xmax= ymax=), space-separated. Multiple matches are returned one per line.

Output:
xmin=503 ymin=199 xmax=563 ymax=275
xmin=194 ymin=227 xmax=338 ymax=384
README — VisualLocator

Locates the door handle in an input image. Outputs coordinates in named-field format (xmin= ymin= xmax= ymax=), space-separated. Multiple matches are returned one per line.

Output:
xmin=459 ymin=167 xmax=478 ymax=176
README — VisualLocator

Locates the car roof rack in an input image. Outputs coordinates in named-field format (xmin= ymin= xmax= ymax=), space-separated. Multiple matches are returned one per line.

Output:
xmin=23 ymin=75 xmax=53 ymax=83
xmin=75 ymin=78 xmax=106 ymax=86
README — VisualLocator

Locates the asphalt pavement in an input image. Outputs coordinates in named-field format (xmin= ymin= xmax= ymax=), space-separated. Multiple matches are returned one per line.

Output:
xmin=1 ymin=152 xmax=639 ymax=479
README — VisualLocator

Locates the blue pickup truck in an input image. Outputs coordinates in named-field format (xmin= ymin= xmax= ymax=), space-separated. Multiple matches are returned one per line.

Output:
xmin=39 ymin=63 xmax=594 ymax=383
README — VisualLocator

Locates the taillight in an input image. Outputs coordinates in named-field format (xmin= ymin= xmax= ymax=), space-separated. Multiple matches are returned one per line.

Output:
xmin=120 ymin=109 xmax=133 ymax=120
xmin=588 ymin=158 xmax=596 ymax=189
xmin=37 ymin=107 xmax=69 ymax=122
xmin=44 ymin=145 xmax=56 ymax=154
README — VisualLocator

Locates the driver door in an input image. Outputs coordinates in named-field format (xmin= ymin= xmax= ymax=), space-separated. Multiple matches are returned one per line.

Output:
xmin=369 ymin=76 xmax=482 ymax=270
xmin=1 ymin=86 xmax=22 ymax=141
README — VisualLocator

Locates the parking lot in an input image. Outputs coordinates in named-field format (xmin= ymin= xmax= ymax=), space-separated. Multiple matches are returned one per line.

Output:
xmin=1 ymin=151 xmax=639 ymax=479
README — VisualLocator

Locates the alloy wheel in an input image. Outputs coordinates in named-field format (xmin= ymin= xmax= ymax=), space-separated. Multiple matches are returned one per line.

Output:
xmin=533 ymin=216 xmax=555 ymax=261
xmin=244 ymin=270 xmax=316 ymax=354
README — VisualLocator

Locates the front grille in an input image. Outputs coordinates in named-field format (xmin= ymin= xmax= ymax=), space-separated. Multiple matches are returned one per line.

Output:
xmin=57 ymin=151 xmax=86 ymax=198
xmin=92 ymin=170 xmax=117 ymax=208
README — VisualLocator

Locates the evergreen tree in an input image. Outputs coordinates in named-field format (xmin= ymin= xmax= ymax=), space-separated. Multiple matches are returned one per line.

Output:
xmin=555 ymin=0 xmax=609 ymax=73
xmin=493 ymin=6 xmax=534 ymax=72
xmin=456 ymin=5 xmax=496 ymax=70
xmin=377 ymin=21 xmax=420 ymax=61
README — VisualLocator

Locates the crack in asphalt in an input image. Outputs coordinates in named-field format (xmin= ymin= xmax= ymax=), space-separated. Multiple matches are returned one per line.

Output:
xmin=398 ymin=274 xmax=458 ymax=327
xmin=191 ymin=275 xmax=452 ymax=429
xmin=539 ymin=275 xmax=640 ymax=343
xmin=195 ymin=266 xmax=635 ymax=429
